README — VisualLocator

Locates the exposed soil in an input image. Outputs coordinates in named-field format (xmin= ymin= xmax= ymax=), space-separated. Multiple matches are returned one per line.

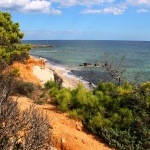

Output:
xmin=12 ymin=57 xmax=114 ymax=150
xmin=15 ymin=96 xmax=113 ymax=150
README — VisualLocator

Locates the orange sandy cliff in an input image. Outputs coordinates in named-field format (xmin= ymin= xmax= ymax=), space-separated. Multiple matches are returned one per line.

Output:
xmin=12 ymin=57 xmax=45 ymax=85
xmin=12 ymin=57 xmax=114 ymax=150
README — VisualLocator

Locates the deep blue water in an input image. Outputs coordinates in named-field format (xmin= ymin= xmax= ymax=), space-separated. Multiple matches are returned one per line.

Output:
xmin=23 ymin=40 xmax=150 ymax=85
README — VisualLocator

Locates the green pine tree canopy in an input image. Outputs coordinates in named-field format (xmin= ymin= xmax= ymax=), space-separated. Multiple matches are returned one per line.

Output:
xmin=0 ymin=11 xmax=31 ymax=64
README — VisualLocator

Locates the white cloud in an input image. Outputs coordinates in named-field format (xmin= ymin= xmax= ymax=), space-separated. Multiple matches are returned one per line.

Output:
xmin=82 ymin=9 xmax=101 ymax=14
xmin=125 ymin=0 xmax=150 ymax=13
xmin=51 ymin=0 xmax=115 ymax=7
xmin=24 ymin=1 xmax=51 ymax=12
xmin=126 ymin=0 xmax=150 ymax=6
xmin=81 ymin=5 xmax=126 ymax=15
xmin=51 ymin=0 xmax=127 ymax=15
xmin=103 ymin=6 xmax=126 ymax=15
xmin=137 ymin=9 xmax=149 ymax=13
xmin=0 ymin=0 xmax=62 ymax=15
xmin=1 ymin=0 xmax=150 ymax=15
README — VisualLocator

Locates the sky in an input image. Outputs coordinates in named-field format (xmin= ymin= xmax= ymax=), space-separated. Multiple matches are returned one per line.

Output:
xmin=0 ymin=0 xmax=150 ymax=40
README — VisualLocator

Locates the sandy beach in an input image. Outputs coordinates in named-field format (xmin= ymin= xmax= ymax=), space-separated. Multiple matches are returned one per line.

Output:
xmin=31 ymin=56 xmax=86 ymax=89
xmin=12 ymin=56 xmax=88 ymax=89
xmin=33 ymin=66 xmax=54 ymax=85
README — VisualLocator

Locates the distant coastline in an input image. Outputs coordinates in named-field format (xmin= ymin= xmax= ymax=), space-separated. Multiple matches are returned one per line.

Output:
xmin=31 ymin=44 xmax=54 ymax=48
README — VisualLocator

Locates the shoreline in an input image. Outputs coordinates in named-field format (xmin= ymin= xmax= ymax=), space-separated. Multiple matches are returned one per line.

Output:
xmin=31 ymin=56 xmax=90 ymax=89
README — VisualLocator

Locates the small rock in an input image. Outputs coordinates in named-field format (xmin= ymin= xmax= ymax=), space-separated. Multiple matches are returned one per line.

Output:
xmin=75 ymin=121 xmax=82 ymax=131
xmin=82 ymin=139 xmax=86 ymax=144
xmin=50 ymin=146 xmax=57 ymax=150
xmin=61 ymin=137 xmax=66 ymax=143
xmin=76 ymin=125 xmax=82 ymax=131
xmin=75 ymin=135 xmax=78 ymax=139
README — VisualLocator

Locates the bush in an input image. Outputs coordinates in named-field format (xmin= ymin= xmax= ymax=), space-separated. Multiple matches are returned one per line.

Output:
xmin=69 ymin=109 xmax=84 ymax=120
xmin=16 ymin=81 xmax=34 ymax=97
xmin=0 ymin=73 xmax=51 ymax=149
xmin=48 ymin=87 xmax=59 ymax=98
xmin=44 ymin=80 xmax=58 ymax=90
xmin=55 ymin=88 xmax=72 ymax=111
xmin=10 ymin=68 xmax=20 ymax=76
xmin=46 ymin=80 xmax=150 ymax=150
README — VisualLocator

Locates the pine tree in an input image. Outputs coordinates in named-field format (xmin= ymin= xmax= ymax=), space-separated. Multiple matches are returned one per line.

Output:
xmin=0 ymin=11 xmax=31 ymax=64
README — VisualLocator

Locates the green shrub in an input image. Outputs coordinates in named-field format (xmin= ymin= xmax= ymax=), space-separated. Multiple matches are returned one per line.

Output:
xmin=47 ymin=80 xmax=150 ymax=150
xmin=69 ymin=109 xmax=84 ymax=120
xmin=16 ymin=81 xmax=34 ymax=97
xmin=44 ymin=80 xmax=58 ymax=90
xmin=100 ymin=127 xmax=149 ymax=150
xmin=55 ymin=88 xmax=72 ymax=111
xmin=10 ymin=68 xmax=20 ymax=76
xmin=94 ymin=80 xmax=117 ymax=94
xmin=140 ymin=81 xmax=150 ymax=92
xmin=48 ymin=87 xmax=59 ymax=98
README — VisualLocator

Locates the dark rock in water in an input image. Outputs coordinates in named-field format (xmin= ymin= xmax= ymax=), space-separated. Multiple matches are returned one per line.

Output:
xmin=79 ymin=64 xmax=84 ymax=66
xmin=79 ymin=62 xmax=100 ymax=67
xmin=83 ymin=62 xmax=93 ymax=67
xmin=94 ymin=63 xmax=99 ymax=67
xmin=69 ymin=69 xmax=114 ymax=86
xmin=79 ymin=62 xmax=93 ymax=67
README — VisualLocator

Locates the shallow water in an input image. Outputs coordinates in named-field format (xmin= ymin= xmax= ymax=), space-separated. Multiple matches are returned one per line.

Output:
xmin=23 ymin=40 xmax=150 ymax=85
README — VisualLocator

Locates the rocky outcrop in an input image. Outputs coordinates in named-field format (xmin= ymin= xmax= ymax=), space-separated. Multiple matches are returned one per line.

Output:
xmin=32 ymin=44 xmax=54 ymax=48
xmin=53 ymin=72 xmax=63 ymax=88
xmin=79 ymin=62 xmax=100 ymax=67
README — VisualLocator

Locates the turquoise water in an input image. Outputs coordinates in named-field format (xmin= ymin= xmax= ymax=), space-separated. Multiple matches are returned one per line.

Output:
xmin=23 ymin=40 xmax=150 ymax=84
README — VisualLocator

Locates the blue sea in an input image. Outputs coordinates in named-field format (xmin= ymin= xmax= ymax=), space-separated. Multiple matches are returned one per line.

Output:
xmin=23 ymin=40 xmax=150 ymax=85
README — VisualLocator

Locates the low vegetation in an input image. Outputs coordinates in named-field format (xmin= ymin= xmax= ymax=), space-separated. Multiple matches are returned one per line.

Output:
xmin=46 ymin=80 xmax=150 ymax=150
xmin=0 ymin=72 xmax=52 ymax=150
xmin=0 ymin=11 xmax=52 ymax=149
xmin=0 ymin=10 xmax=149 ymax=150
xmin=15 ymin=81 xmax=35 ymax=97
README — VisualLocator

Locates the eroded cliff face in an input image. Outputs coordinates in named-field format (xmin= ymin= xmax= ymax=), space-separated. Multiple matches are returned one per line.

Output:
xmin=9 ymin=57 xmax=113 ymax=150
xmin=12 ymin=57 xmax=44 ymax=85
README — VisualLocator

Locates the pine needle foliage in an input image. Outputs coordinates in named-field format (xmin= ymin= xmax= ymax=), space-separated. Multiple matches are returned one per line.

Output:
xmin=0 ymin=11 xmax=31 ymax=64
xmin=46 ymin=80 xmax=150 ymax=150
